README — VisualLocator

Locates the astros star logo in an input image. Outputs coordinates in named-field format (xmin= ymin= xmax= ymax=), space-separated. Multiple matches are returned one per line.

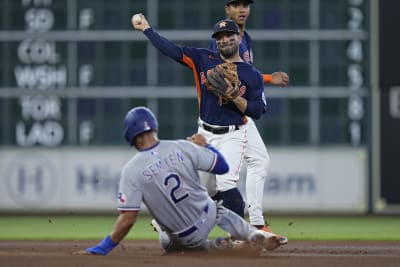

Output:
xmin=219 ymin=21 xmax=227 ymax=28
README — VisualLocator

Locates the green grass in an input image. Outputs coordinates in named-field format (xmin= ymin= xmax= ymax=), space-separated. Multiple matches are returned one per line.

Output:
xmin=271 ymin=216 xmax=400 ymax=241
xmin=0 ymin=215 xmax=399 ymax=241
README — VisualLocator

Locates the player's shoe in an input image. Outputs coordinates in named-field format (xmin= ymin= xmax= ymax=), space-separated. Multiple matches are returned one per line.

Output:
xmin=212 ymin=237 xmax=234 ymax=251
xmin=230 ymin=239 xmax=247 ymax=249
xmin=225 ymin=232 xmax=247 ymax=249
xmin=248 ymin=229 xmax=281 ymax=251
xmin=253 ymin=224 xmax=288 ymax=245
xmin=150 ymin=219 xmax=163 ymax=233
xmin=151 ymin=219 xmax=172 ymax=252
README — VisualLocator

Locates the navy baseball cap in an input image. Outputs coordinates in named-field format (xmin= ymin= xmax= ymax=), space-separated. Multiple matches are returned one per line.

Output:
xmin=211 ymin=19 xmax=240 ymax=38
xmin=226 ymin=0 xmax=254 ymax=5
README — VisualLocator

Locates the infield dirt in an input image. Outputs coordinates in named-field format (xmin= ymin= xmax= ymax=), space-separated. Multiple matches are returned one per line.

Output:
xmin=1 ymin=240 xmax=399 ymax=267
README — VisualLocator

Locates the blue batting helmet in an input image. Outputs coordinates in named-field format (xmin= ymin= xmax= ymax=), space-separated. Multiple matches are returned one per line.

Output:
xmin=124 ymin=106 xmax=158 ymax=145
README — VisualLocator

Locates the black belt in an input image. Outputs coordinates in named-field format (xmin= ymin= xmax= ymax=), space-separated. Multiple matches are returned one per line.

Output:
xmin=177 ymin=205 xmax=209 ymax=238
xmin=201 ymin=123 xmax=239 ymax=135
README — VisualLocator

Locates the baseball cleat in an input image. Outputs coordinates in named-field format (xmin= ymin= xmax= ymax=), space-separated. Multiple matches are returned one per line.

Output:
xmin=248 ymin=230 xmax=281 ymax=251
xmin=230 ymin=239 xmax=247 ymax=249
xmin=212 ymin=237 xmax=234 ymax=250
xmin=150 ymin=219 xmax=163 ymax=233
xmin=255 ymin=224 xmax=288 ymax=245
xmin=151 ymin=219 xmax=172 ymax=251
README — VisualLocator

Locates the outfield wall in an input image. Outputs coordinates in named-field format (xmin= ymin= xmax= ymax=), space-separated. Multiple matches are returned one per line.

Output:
xmin=0 ymin=147 xmax=367 ymax=214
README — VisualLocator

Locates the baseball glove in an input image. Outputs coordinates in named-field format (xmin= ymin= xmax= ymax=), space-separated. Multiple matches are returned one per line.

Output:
xmin=205 ymin=62 xmax=240 ymax=105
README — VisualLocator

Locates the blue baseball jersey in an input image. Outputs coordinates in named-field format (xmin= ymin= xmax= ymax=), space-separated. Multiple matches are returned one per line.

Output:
xmin=143 ymin=28 xmax=265 ymax=126
xmin=209 ymin=31 xmax=253 ymax=64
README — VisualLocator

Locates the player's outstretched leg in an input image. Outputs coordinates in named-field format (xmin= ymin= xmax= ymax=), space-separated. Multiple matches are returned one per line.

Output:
xmin=215 ymin=202 xmax=282 ymax=251
xmin=255 ymin=223 xmax=288 ymax=245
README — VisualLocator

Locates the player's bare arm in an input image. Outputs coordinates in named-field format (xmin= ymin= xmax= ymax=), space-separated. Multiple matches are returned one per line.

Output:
xmin=263 ymin=72 xmax=289 ymax=86
xmin=110 ymin=211 xmax=138 ymax=242
xmin=231 ymin=95 xmax=247 ymax=113
xmin=73 ymin=211 xmax=138 ymax=255
xmin=270 ymin=71 xmax=289 ymax=86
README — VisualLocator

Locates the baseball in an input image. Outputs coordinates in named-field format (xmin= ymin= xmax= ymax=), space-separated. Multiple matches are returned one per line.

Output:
xmin=132 ymin=14 xmax=141 ymax=24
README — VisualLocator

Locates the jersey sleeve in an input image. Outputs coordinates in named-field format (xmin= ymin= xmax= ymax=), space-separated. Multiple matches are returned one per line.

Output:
xmin=143 ymin=27 xmax=201 ymax=70
xmin=244 ymin=70 xmax=266 ymax=119
xmin=204 ymin=144 xmax=229 ymax=174
xmin=117 ymin=164 xmax=143 ymax=211
xmin=179 ymin=140 xmax=224 ymax=173
xmin=263 ymin=74 xmax=272 ymax=83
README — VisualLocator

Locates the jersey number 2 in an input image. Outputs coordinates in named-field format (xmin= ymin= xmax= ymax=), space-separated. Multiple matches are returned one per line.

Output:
xmin=164 ymin=173 xmax=189 ymax=204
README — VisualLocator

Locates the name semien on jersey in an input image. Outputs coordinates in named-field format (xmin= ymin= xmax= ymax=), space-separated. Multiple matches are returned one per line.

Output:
xmin=142 ymin=150 xmax=185 ymax=179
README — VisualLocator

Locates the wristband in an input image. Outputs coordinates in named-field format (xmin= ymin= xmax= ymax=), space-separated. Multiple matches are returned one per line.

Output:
xmin=85 ymin=235 xmax=118 ymax=255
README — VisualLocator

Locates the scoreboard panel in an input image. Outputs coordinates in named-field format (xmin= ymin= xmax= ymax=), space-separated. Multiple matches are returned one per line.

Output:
xmin=0 ymin=0 xmax=370 ymax=147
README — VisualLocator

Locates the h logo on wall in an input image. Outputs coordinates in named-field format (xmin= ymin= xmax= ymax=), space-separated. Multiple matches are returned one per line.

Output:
xmin=4 ymin=155 xmax=57 ymax=206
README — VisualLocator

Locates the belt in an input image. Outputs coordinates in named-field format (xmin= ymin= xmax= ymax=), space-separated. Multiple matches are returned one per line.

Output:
xmin=177 ymin=205 xmax=209 ymax=238
xmin=201 ymin=123 xmax=239 ymax=135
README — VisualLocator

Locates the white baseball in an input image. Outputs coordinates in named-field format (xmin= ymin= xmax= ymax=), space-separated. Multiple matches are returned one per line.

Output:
xmin=132 ymin=14 xmax=141 ymax=24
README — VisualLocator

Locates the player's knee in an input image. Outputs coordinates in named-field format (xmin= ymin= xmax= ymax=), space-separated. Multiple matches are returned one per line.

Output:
xmin=215 ymin=188 xmax=245 ymax=218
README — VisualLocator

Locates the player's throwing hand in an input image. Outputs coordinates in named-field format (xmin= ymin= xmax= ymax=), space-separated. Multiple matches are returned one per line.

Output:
xmin=131 ymin=13 xmax=150 ymax=32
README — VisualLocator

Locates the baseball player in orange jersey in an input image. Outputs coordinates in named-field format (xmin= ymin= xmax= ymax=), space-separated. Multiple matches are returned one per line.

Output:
xmin=210 ymin=0 xmax=289 ymax=245
xmin=133 ymin=14 xmax=271 ymax=224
